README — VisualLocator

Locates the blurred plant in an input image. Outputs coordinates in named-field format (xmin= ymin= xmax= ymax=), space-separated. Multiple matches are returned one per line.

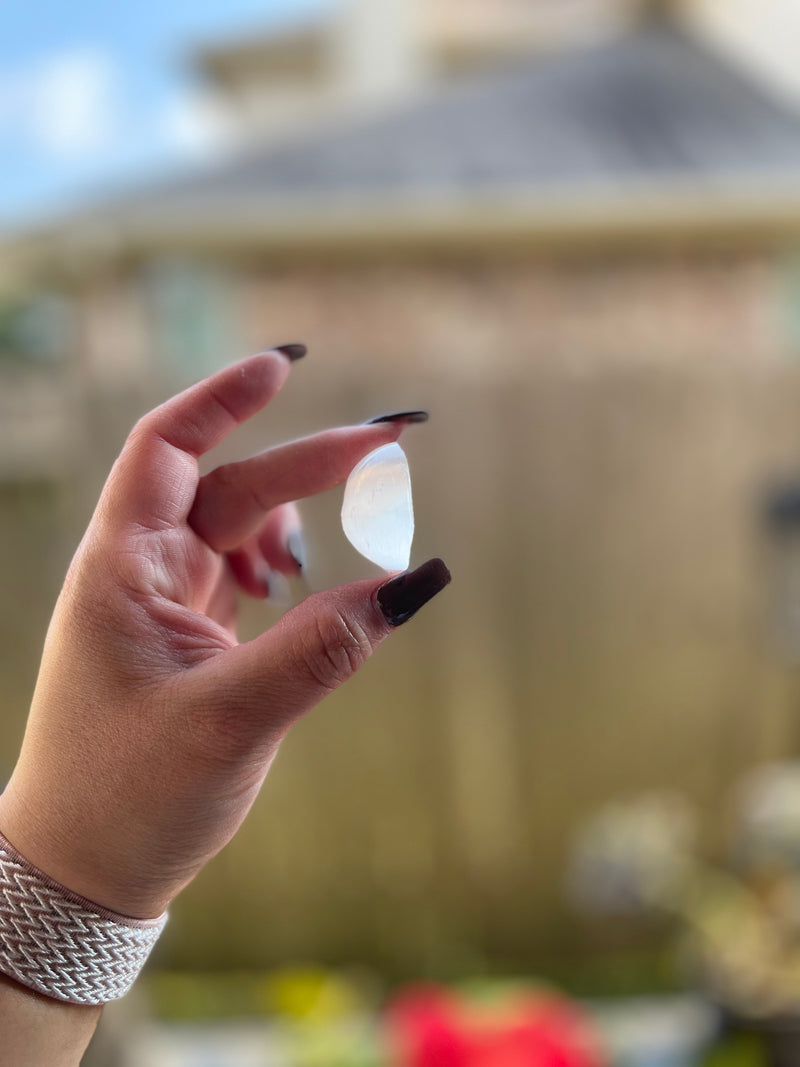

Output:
xmin=567 ymin=792 xmax=695 ymax=916
xmin=278 ymin=1015 xmax=382 ymax=1067
xmin=385 ymin=982 xmax=605 ymax=1067
xmin=733 ymin=763 xmax=800 ymax=873
xmin=264 ymin=965 xmax=384 ymax=1067
xmin=566 ymin=767 xmax=800 ymax=1021
xmin=148 ymin=964 xmax=379 ymax=1022
xmin=260 ymin=965 xmax=375 ymax=1022
xmin=147 ymin=965 xmax=384 ymax=1066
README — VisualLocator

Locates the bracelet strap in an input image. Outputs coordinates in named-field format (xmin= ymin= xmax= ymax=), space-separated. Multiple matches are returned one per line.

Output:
xmin=0 ymin=832 xmax=167 ymax=1005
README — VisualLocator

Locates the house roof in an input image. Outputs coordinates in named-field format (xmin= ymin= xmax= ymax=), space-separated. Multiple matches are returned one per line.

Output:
xmin=12 ymin=26 xmax=800 ymax=266
xmin=165 ymin=27 xmax=800 ymax=199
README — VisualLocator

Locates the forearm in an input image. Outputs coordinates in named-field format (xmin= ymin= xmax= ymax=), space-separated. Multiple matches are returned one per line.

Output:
xmin=0 ymin=973 xmax=100 ymax=1066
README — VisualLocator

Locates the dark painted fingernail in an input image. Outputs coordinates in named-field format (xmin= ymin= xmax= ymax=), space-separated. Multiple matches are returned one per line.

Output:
xmin=377 ymin=557 xmax=451 ymax=627
xmin=286 ymin=529 xmax=307 ymax=570
xmin=273 ymin=343 xmax=307 ymax=362
xmin=366 ymin=410 xmax=429 ymax=425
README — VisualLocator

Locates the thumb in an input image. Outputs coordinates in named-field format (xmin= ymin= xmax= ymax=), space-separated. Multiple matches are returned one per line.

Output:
xmin=193 ymin=558 xmax=451 ymax=746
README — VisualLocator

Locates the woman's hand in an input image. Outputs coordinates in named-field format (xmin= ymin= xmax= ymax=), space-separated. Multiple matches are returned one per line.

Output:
xmin=0 ymin=348 xmax=450 ymax=920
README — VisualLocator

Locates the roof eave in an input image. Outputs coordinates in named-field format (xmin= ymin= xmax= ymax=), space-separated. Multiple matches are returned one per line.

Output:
xmin=8 ymin=179 xmax=800 ymax=280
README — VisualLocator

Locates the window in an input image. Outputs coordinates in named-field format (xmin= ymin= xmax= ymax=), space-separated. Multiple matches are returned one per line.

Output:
xmin=0 ymin=292 xmax=73 ymax=366
xmin=141 ymin=258 xmax=239 ymax=381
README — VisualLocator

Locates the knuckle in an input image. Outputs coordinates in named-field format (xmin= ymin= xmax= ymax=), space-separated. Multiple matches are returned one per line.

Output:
xmin=302 ymin=609 xmax=375 ymax=693
xmin=128 ymin=412 xmax=155 ymax=446
xmin=124 ymin=414 xmax=167 ymax=464
xmin=206 ymin=462 xmax=255 ymax=509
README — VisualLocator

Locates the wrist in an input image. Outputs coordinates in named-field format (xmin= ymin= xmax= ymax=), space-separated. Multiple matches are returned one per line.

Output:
xmin=0 ymin=973 xmax=100 ymax=1067
xmin=0 ymin=783 xmax=170 ymax=920
xmin=0 ymin=827 xmax=167 ymax=1006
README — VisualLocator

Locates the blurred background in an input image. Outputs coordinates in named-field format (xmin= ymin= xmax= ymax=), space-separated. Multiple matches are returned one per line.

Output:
xmin=6 ymin=0 xmax=800 ymax=1063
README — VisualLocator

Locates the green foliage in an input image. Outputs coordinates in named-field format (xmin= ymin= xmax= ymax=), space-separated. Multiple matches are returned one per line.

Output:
xmin=146 ymin=967 xmax=377 ymax=1022
xmin=701 ymin=1034 xmax=766 ymax=1067
xmin=144 ymin=970 xmax=385 ymax=1067
xmin=146 ymin=971 xmax=267 ymax=1020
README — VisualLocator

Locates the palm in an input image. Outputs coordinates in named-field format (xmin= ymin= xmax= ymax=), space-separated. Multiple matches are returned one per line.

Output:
xmin=100 ymin=355 xmax=403 ymax=674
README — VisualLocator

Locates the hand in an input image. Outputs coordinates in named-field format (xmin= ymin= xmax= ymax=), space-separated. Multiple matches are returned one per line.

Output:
xmin=0 ymin=348 xmax=450 ymax=919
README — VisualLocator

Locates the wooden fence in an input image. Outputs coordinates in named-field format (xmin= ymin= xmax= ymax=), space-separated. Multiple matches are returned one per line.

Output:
xmin=3 ymin=360 xmax=800 ymax=976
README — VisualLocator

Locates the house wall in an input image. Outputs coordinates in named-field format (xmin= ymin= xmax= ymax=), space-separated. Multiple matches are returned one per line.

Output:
xmin=238 ymin=251 xmax=789 ymax=380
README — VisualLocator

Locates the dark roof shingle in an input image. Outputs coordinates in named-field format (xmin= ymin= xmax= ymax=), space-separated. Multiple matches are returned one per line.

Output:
xmin=144 ymin=27 xmax=800 ymax=207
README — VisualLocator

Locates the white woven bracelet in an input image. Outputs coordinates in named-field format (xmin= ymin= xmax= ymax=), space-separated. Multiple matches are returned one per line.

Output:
xmin=0 ymin=832 xmax=167 ymax=1005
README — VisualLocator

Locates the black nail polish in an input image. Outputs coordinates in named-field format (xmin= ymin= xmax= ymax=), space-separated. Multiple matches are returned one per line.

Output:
xmin=377 ymin=557 xmax=451 ymax=627
xmin=286 ymin=529 xmax=306 ymax=570
xmin=366 ymin=410 xmax=429 ymax=426
xmin=273 ymin=343 xmax=307 ymax=362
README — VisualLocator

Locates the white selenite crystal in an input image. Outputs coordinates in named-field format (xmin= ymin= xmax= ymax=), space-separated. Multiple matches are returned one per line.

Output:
xmin=341 ymin=442 xmax=414 ymax=571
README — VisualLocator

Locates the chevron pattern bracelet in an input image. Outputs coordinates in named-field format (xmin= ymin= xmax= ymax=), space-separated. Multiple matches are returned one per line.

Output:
xmin=0 ymin=832 xmax=167 ymax=1005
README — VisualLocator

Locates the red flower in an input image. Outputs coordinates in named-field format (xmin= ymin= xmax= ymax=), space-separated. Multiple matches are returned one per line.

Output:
xmin=386 ymin=985 xmax=606 ymax=1067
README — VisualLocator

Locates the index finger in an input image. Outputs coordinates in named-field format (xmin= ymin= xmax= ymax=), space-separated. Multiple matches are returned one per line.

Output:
xmin=102 ymin=348 xmax=302 ymax=531
xmin=189 ymin=422 xmax=414 ymax=552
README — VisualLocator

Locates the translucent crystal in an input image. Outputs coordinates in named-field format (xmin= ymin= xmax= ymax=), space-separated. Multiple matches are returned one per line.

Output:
xmin=341 ymin=442 xmax=414 ymax=571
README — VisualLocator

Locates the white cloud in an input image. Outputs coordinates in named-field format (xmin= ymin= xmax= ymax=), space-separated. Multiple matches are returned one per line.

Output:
xmin=0 ymin=49 xmax=117 ymax=160
xmin=30 ymin=50 xmax=116 ymax=158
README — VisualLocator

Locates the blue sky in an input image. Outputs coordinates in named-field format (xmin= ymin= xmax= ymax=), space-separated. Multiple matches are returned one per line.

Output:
xmin=0 ymin=0 xmax=331 ymax=225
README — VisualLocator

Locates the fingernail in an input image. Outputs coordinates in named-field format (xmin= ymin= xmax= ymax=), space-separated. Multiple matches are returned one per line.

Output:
xmin=377 ymin=557 xmax=451 ymax=627
xmin=264 ymin=567 xmax=291 ymax=604
xmin=273 ymin=343 xmax=307 ymax=362
xmin=286 ymin=529 xmax=306 ymax=570
xmin=366 ymin=410 xmax=429 ymax=426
